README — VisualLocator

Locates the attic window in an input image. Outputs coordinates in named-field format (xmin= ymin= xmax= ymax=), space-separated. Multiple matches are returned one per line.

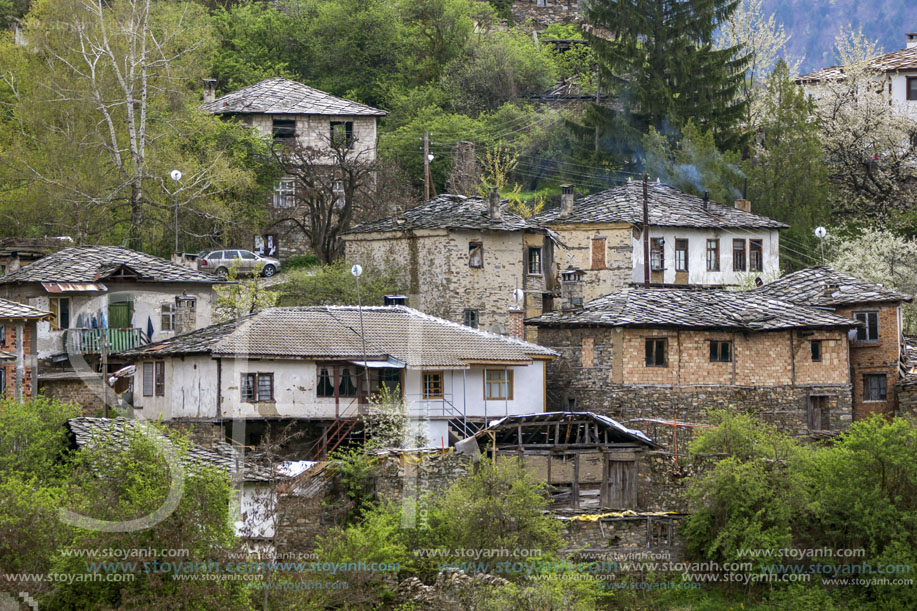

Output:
xmin=272 ymin=119 xmax=296 ymax=141
xmin=469 ymin=242 xmax=483 ymax=268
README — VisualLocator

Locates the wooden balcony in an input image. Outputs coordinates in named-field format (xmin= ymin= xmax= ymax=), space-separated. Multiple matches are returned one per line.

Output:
xmin=64 ymin=328 xmax=149 ymax=355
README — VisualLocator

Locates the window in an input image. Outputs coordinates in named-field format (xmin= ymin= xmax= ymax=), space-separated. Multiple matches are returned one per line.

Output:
xmin=908 ymin=76 xmax=917 ymax=101
xmin=317 ymin=366 xmax=335 ymax=397
xmin=811 ymin=340 xmax=822 ymax=362
xmin=0 ymin=325 xmax=5 ymax=347
xmin=143 ymin=362 xmax=154 ymax=397
xmin=591 ymin=237 xmax=606 ymax=269
xmin=732 ymin=239 xmax=746 ymax=272
xmin=709 ymin=340 xmax=733 ymax=362
xmin=0 ymin=369 xmax=4 ymax=395
xmin=241 ymin=372 xmax=274 ymax=402
xmin=644 ymin=338 xmax=666 ymax=367
xmin=484 ymin=369 xmax=513 ymax=400
xmin=272 ymin=118 xmax=296 ymax=141
xmin=273 ymin=178 xmax=296 ymax=208
xmin=161 ymin=302 xmax=175 ymax=332
xmin=749 ymin=239 xmax=763 ymax=272
xmin=338 ymin=366 xmax=358 ymax=397
xmin=49 ymin=297 xmax=70 ymax=331
xmin=468 ymin=242 xmax=483 ymax=268
xmin=154 ymin=361 xmax=165 ymax=396
xmin=706 ymin=239 xmax=720 ymax=271
xmin=675 ymin=239 xmax=688 ymax=272
xmin=853 ymin=311 xmax=879 ymax=342
xmin=650 ymin=238 xmax=664 ymax=271
xmin=463 ymin=309 xmax=479 ymax=329
xmin=527 ymin=247 xmax=543 ymax=275
xmin=863 ymin=374 xmax=887 ymax=402
xmin=330 ymin=121 xmax=354 ymax=148
xmin=422 ymin=371 xmax=444 ymax=399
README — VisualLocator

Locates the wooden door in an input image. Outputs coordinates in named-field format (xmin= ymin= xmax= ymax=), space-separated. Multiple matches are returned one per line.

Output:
xmin=603 ymin=459 xmax=637 ymax=509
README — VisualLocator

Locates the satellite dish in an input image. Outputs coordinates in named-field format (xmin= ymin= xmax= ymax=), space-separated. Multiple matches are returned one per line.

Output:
xmin=350 ymin=264 xmax=363 ymax=277
xmin=513 ymin=288 xmax=524 ymax=303
xmin=814 ymin=226 xmax=827 ymax=239
xmin=170 ymin=170 xmax=182 ymax=181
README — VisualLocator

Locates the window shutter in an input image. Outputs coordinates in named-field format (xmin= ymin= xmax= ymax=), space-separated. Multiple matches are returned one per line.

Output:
xmin=143 ymin=362 xmax=153 ymax=397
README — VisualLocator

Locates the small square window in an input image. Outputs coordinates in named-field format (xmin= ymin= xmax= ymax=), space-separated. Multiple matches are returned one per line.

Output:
xmin=423 ymin=371 xmax=444 ymax=399
xmin=709 ymin=340 xmax=732 ymax=362
xmin=811 ymin=340 xmax=822 ymax=362
xmin=272 ymin=118 xmax=296 ymax=141
xmin=330 ymin=121 xmax=354 ymax=148
xmin=527 ymin=247 xmax=543 ymax=275
xmin=469 ymin=242 xmax=483 ymax=268
xmin=645 ymin=338 xmax=667 ymax=367
xmin=484 ymin=369 xmax=513 ymax=400
xmin=853 ymin=311 xmax=879 ymax=342
xmin=863 ymin=374 xmax=887 ymax=402
xmin=463 ymin=309 xmax=479 ymax=329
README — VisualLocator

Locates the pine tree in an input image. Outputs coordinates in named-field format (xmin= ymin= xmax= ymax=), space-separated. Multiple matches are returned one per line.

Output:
xmin=584 ymin=0 xmax=749 ymax=158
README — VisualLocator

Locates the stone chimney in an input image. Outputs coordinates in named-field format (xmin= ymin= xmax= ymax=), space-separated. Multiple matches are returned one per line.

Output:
xmin=907 ymin=33 xmax=917 ymax=49
xmin=559 ymin=184 xmax=574 ymax=217
xmin=508 ymin=306 xmax=524 ymax=339
xmin=702 ymin=191 xmax=709 ymax=210
xmin=734 ymin=198 xmax=751 ymax=213
xmin=487 ymin=186 xmax=501 ymax=220
xmin=203 ymin=78 xmax=217 ymax=104
xmin=5 ymin=252 xmax=20 ymax=274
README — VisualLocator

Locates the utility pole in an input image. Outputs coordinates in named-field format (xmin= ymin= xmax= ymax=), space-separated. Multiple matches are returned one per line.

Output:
xmin=423 ymin=131 xmax=431 ymax=201
xmin=643 ymin=173 xmax=650 ymax=288
xmin=170 ymin=170 xmax=182 ymax=254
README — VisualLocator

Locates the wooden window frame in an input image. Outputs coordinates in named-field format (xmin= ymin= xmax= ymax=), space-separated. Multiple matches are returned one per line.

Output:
xmin=732 ymin=239 xmax=747 ymax=272
xmin=908 ymin=76 xmax=917 ymax=101
xmin=271 ymin=118 xmax=296 ymax=141
xmin=674 ymin=238 xmax=688 ymax=272
xmin=706 ymin=239 xmax=720 ymax=272
xmin=468 ymin=241 xmax=483 ymax=268
xmin=154 ymin=361 xmax=165 ymax=397
xmin=422 ymin=371 xmax=444 ymax=399
xmin=527 ymin=246 xmax=543 ymax=275
xmin=161 ymin=302 xmax=175 ymax=332
xmin=749 ymin=239 xmax=763 ymax=272
xmin=649 ymin=238 xmax=664 ymax=271
xmin=811 ymin=340 xmax=822 ymax=362
xmin=142 ymin=362 xmax=154 ymax=397
xmin=49 ymin=296 xmax=70 ymax=331
xmin=863 ymin=374 xmax=887 ymax=402
xmin=484 ymin=368 xmax=513 ymax=400
xmin=241 ymin=372 xmax=274 ymax=402
xmin=853 ymin=311 xmax=879 ymax=342
xmin=463 ymin=308 xmax=479 ymax=329
xmin=709 ymin=340 xmax=733 ymax=363
xmin=330 ymin=120 xmax=354 ymax=148
xmin=644 ymin=338 xmax=667 ymax=367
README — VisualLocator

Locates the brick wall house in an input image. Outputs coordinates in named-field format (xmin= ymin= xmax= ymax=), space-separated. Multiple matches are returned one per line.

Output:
xmin=528 ymin=288 xmax=859 ymax=447
xmin=755 ymin=266 xmax=912 ymax=419
xmin=0 ymin=298 xmax=50 ymax=400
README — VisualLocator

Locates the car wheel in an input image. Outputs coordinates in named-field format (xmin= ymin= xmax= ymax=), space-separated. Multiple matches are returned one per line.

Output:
xmin=216 ymin=267 xmax=228 ymax=280
xmin=262 ymin=264 xmax=276 ymax=278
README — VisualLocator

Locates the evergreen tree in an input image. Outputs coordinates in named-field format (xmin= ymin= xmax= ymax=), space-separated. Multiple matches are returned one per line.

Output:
xmin=584 ymin=0 xmax=749 ymax=160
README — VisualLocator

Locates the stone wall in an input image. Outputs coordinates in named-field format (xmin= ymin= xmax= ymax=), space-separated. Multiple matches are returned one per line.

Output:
xmin=38 ymin=376 xmax=105 ymax=414
xmin=897 ymin=380 xmax=917 ymax=416
xmin=561 ymin=515 xmax=685 ymax=562
xmin=0 ymin=321 xmax=37 ymax=398
xmin=549 ymin=224 xmax=634 ymax=303
xmin=509 ymin=0 xmax=582 ymax=29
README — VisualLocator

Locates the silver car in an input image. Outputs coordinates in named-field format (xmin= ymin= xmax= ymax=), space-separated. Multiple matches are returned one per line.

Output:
xmin=197 ymin=249 xmax=281 ymax=279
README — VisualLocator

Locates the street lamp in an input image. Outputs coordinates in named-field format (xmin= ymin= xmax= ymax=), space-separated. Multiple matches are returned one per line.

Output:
xmin=170 ymin=170 xmax=182 ymax=254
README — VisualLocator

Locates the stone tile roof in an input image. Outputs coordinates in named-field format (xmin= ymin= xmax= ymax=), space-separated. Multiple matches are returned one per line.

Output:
xmin=532 ymin=181 xmax=788 ymax=229
xmin=475 ymin=411 xmax=658 ymax=447
xmin=345 ymin=194 xmax=535 ymax=234
xmin=798 ymin=46 xmax=917 ymax=82
xmin=202 ymin=77 xmax=386 ymax=117
xmin=0 ymin=246 xmax=217 ymax=285
xmin=753 ymin=266 xmax=912 ymax=306
xmin=527 ymin=288 xmax=859 ymax=331
xmin=67 ymin=417 xmax=276 ymax=482
xmin=122 ymin=306 xmax=556 ymax=367
xmin=0 ymin=297 xmax=50 ymax=319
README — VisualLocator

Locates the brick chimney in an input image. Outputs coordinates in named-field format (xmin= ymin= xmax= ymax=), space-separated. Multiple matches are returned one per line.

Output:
xmin=734 ymin=198 xmax=751 ymax=213
xmin=508 ymin=305 xmax=524 ymax=339
xmin=488 ymin=186 xmax=501 ymax=220
xmin=203 ymin=78 xmax=217 ymax=104
xmin=559 ymin=184 xmax=575 ymax=217
xmin=907 ymin=33 xmax=917 ymax=49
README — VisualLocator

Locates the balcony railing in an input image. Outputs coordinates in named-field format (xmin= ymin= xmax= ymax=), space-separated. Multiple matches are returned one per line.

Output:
xmin=64 ymin=328 xmax=149 ymax=355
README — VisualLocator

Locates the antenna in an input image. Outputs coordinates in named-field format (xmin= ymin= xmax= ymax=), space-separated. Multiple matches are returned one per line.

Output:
xmin=814 ymin=226 xmax=827 ymax=265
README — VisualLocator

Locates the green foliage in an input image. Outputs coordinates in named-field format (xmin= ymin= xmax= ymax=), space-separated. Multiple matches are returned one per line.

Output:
xmin=283 ymin=253 xmax=321 ymax=270
xmin=329 ymin=446 xmax=380 ymax=524
xmin=486 ymin=0 xmax=513 ymax=22
xmin=364 ymin=384 xmax=427 ymax=450
xmin=214 ymin=261 xmax=280 ymax=322
xmin=687 ymin=409 xmax=802 ymax=463
xmin=469 ymin=570 xmax=606 ymax=611
xmin=642 ymin=121 xmax=744 ymax=204
xmin=277 ymin=260 xmax=407 ymax=307
xmin=0 ymin=396 xmax=79 ymax=480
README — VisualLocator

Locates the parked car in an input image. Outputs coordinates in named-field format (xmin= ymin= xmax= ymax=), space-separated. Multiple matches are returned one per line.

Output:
xmin=197 ymin=249 xmax=281 ymax=278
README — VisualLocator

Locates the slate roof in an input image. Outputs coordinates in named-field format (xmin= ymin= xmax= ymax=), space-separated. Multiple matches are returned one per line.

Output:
xmin=202 ymin=77 xmax=386 ymax=117
xmin=67 ymin=417 xmax=276 ymax=482
xmin=0 ymin=297 xmax=51 ymax=319
xmin=754 ymin=266 xmax=912 ymax=306
xmin=527 ymin=288 xmax=859 ymax=331
xmin=122 ymin=306 xmax=556 ymax=367
xmin=345 ymin=194 xmax=535 ymax=234
xmin=0 ymin=246 xmax=218 ymax=285
xmin=532 ymin=181 xmax=788 ymax=229
xmin=798 ymin=46 xmax=917 ymax=82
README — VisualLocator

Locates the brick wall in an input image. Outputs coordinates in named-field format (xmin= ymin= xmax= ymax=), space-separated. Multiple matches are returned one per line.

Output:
xmin=39 ymin=377 xmax=105 ymax=414
xmin=835 ymin=304 xmax=901 ymax=419
xmin=0 ymin=321 xmax=36 ymax=398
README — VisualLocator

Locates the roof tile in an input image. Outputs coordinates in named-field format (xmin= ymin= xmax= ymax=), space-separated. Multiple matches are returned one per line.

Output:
xmin=202 ymin=77 xmax=386 ymax=117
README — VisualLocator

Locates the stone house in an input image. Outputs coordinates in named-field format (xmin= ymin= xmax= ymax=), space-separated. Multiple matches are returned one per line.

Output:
xmin=754 ymin=266 xmax=913 ymax=419
xmin=121 ymin=305 xmax=556 ymax=452
xmin=798 ymin=33 xmax=917 ymax=120
xmin=343 ymin=190 xmax=560 ymax=340
xmin=527 ymin=288 xmax=861 ymax=447
xmin=0 ymin=246 xmax=220 ymax=407
xmin=202 ymin=77 xmax=386 ymax=258
xmin=0 ymin=297 xmax=50 ymax=399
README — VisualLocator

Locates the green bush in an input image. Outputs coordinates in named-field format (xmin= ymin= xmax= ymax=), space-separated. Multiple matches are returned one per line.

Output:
xmin=283 ymin=253 xmax=321 ymax=270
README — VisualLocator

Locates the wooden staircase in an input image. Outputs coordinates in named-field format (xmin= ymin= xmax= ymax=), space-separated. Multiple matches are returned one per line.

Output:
xmin=307 ymin=417 xmax=362 ymax=459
